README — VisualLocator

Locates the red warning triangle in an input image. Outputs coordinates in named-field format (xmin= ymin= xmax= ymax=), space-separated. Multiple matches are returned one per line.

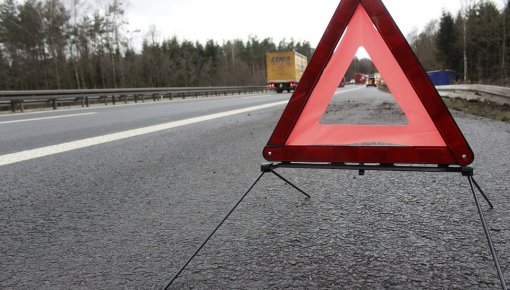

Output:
xmin=263 ymin=0 xmax=474 ymax=166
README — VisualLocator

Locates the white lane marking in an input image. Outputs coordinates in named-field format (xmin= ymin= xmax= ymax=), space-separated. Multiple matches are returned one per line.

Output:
xmin=0 ymin=112 xmax=97 ymax=125
xmin=241 ymin=94 xmax=277 ymax=100
xmin=334 ymin=86 xmax=364 ymax=95
xmin=0 ymin=100 xmax=288 ymax=166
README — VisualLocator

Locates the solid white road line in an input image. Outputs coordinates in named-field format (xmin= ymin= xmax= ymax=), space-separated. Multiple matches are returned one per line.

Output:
xmin=334 ymin=86 xmax=364 ymax=95
xmin=0 ymin=112 xmax=97 ymax=125
xmin=0 ymin=100 xmax=288 ymax=167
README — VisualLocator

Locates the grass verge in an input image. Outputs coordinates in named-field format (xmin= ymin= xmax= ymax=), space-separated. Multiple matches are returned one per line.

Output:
xmin=378 ymin=83 xmax=509 ymax=123
xmin=442 ymin=97 xmax=510 ymax=123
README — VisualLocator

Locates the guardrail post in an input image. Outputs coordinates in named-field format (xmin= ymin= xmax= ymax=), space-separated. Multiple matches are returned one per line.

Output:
xmin=141 ymin=95 xmax=145 ymax=102
xmin=102 ymin=95 xmax=107 ymax=106
xmin=10 ymin=100 xmax=16 ymax=113
xmin=52 ymin=98 xmax=57 ymax=110
xmin=80 ymin=97 xmax=85 ymax=107
xmin=85 ymin=97 xmax=89 ymax=107
xmin=19 ymin=100 xmax=24 ymax=112
xmin=124 ymin=95 xmax=128 ymax=104
xmin=112 ymin=95 xmax=116 ymax=105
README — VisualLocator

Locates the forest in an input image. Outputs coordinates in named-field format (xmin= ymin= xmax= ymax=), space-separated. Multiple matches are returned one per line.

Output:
xmin=0 ymin=0 xmax=509 ymax=90
xmin=409 ymin=1 xmax=510 ymax=85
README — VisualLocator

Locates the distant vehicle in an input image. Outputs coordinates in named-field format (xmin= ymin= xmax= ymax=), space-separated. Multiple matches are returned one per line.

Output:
xmin=354 ymin=73 xmax=365 ymax=84
xmin=374 ymin=72 xmax=382 ymax=85
xmin=366 ymin=76 xmax=376 ymax=87
xmin=266 ymin=51 xmax=308 ymax=93
xmin=339 ymin=77 xmax=345 ymax=87
xmin=427 ymin=70 xmax=456 ymax=86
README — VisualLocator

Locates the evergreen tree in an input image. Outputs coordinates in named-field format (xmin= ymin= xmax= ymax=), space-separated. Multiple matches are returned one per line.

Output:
xmin=466 ymin=1 xmax=502 ymax=83
xmin=437 ymin=10 xmax=461 ymax=70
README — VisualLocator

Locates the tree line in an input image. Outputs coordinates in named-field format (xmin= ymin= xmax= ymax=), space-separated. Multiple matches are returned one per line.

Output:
xmin=0 ymin=0 xmax=313 ymax=90
xmin=409 ymin=0 xmax=510 ymax=85
xmin=2 ymin=0 xmax=509 ymax=90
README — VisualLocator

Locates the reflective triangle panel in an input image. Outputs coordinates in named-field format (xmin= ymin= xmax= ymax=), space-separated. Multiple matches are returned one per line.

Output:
xmin=263 ymin=0 xmax=474 ymax=166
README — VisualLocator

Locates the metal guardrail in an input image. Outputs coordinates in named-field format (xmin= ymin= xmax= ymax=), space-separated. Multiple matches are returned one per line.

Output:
xmin=1 ymin=84 xmax=508 ymax=113
xmin=436 ymin=84 xmax=510 ymax=106
xmin=0 ymin=86 xmax=269 ymax=113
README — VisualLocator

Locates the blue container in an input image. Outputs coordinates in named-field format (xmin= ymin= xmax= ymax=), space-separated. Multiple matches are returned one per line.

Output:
xmin=427 ymin=70 xmax=456 ymax=86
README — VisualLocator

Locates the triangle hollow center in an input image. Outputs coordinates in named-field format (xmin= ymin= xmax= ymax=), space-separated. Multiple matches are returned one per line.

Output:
xmin=285 ymin=5 xmax=446 ymax=147
xmin=320 ymin=52 xmax=407 ymax=127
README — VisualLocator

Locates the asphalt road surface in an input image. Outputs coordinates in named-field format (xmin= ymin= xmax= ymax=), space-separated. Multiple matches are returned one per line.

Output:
xmin=1 ymin=86 xmax=509 ymax=289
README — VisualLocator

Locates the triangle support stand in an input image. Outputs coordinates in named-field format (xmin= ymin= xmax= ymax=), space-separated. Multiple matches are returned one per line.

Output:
xmin=161 ymin=166 xmax=309 ymax=290
xmin=264 ymin=162 xmax=507 ymax=290
xmin=468 ymin=176 xmax=507 ymax=290
xmin=162 ymin=163 xmax=507 ymax=290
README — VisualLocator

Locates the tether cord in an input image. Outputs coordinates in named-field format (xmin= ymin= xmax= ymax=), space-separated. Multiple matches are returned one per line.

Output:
xmin=161 ymin=171 xmax=266 ymax=290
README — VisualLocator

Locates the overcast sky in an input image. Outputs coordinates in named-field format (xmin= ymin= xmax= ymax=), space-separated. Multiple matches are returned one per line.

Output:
xmin=124 ymin=0 xmax=506 ymax=48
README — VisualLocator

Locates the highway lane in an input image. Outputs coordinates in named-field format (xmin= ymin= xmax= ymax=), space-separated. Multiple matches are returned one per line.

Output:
xmin=1 ymin=86 xmax=509 ymax=289
xmin=0 ymin=92 xmax=291 ymax=156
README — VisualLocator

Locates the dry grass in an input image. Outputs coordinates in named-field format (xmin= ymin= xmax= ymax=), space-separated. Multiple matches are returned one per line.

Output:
xmin=442 ymin=97 xmax=510 ymax=122
xmin=378 ymin=84 xmax=509 ymax=123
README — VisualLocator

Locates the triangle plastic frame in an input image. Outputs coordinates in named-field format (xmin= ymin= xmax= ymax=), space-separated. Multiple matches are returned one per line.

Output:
xmin=263 ymin=0 xmax=474 ymax=166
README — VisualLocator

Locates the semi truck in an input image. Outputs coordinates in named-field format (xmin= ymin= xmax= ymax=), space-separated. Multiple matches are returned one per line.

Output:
xmin=266 ymin=51 xmax=308 ymax=93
